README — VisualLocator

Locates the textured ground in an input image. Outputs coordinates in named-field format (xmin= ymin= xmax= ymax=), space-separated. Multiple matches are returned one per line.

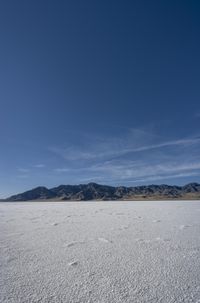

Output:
xmin=0 ymin=201 xmax=200 ymax=303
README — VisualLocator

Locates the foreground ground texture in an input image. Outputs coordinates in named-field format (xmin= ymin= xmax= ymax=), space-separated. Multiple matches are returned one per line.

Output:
xmin=0 ymin=201 xmax=200 ymax=303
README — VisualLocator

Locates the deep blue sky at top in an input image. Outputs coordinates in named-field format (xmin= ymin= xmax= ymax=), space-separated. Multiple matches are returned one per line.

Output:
xmin=0 ymin=0 xmax=200 ymax=196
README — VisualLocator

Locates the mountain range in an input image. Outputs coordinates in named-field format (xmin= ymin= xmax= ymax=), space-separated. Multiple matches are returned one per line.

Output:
xmin=4 ymin=182 xmax=200 ymax=201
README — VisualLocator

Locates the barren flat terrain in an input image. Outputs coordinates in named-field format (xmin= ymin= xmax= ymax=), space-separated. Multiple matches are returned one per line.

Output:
xmin=1 ymin=201 xmax=200 ymax=303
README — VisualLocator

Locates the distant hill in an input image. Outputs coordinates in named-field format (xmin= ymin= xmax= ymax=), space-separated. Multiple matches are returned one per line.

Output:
xmin=4 ymin=182 xmax=200 ymax=201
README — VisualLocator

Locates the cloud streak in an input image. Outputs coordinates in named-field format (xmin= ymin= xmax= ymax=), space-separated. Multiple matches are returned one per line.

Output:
xmin=49 ymin=129 xmax=200 ymax=185
xmin=49 ymin=135 xmax=200 ymax=163
xmin=33 ymin=164 xmax=45 ymax=168
xmin=125 ymin=172 xmax=200 ymax=184
xmin=18 ymin=168 xmax=30 ymax=173
xmin=87 ymin=160 xmax=200 ymax=181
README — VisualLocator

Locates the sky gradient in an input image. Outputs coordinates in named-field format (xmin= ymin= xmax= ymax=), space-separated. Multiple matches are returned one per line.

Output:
xmin=1 ymin=0 xmax=200 ymax=197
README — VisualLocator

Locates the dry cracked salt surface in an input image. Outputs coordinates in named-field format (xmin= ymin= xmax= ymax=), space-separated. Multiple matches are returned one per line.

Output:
xmin=0 ymin=201 xmax=200 ymax=303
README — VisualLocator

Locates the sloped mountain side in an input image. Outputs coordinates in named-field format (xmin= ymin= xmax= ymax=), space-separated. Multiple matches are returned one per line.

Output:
xmin=5 ymin=182 xmax=200 ymax=201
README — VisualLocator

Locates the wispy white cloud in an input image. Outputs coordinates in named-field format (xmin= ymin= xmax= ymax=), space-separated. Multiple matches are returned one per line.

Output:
xmin=33 ymin=164 xmax=45 ymax=168
xmin=125 ymin=171 xmax=200 ymax=184
xmin=18 ymin=168 xmax=30 ymax=173
xmin=48 ymin=128 xmax=156 ymax=161
xmin=50 ymin=147 xmax=96 ymax=161
xmin=49 ymin=133 xmax=200 ymax=163
xmin=50 ymin=159 xmax=200 ymax=185
xmin=87 ymin=160 xmax=200 ymax=180
xmin=122 ymin=137 xmax=200 ymax=154
xmin=49 ymin=129 xmax=200 ymax=185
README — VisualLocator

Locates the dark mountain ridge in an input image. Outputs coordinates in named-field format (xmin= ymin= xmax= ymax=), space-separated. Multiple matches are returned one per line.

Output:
xmin=5 ymin=182 xmax=200 ymax=201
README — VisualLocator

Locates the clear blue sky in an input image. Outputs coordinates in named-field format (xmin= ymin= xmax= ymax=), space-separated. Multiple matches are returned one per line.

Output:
xmin=1 ymin=0 xmax=200 ymax=197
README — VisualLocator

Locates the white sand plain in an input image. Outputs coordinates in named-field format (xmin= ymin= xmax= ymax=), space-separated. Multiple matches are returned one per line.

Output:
xmin=0 ymin=201 xmax=200 ymax=303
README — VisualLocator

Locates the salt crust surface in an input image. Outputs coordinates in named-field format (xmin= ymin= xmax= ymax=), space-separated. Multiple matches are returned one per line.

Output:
xmin=1 ymin=201 xmax=200 ymax=303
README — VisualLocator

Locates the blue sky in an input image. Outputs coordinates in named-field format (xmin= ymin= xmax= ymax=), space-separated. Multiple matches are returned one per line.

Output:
xmin=0 ymin=0 xmax=200 ymax=197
